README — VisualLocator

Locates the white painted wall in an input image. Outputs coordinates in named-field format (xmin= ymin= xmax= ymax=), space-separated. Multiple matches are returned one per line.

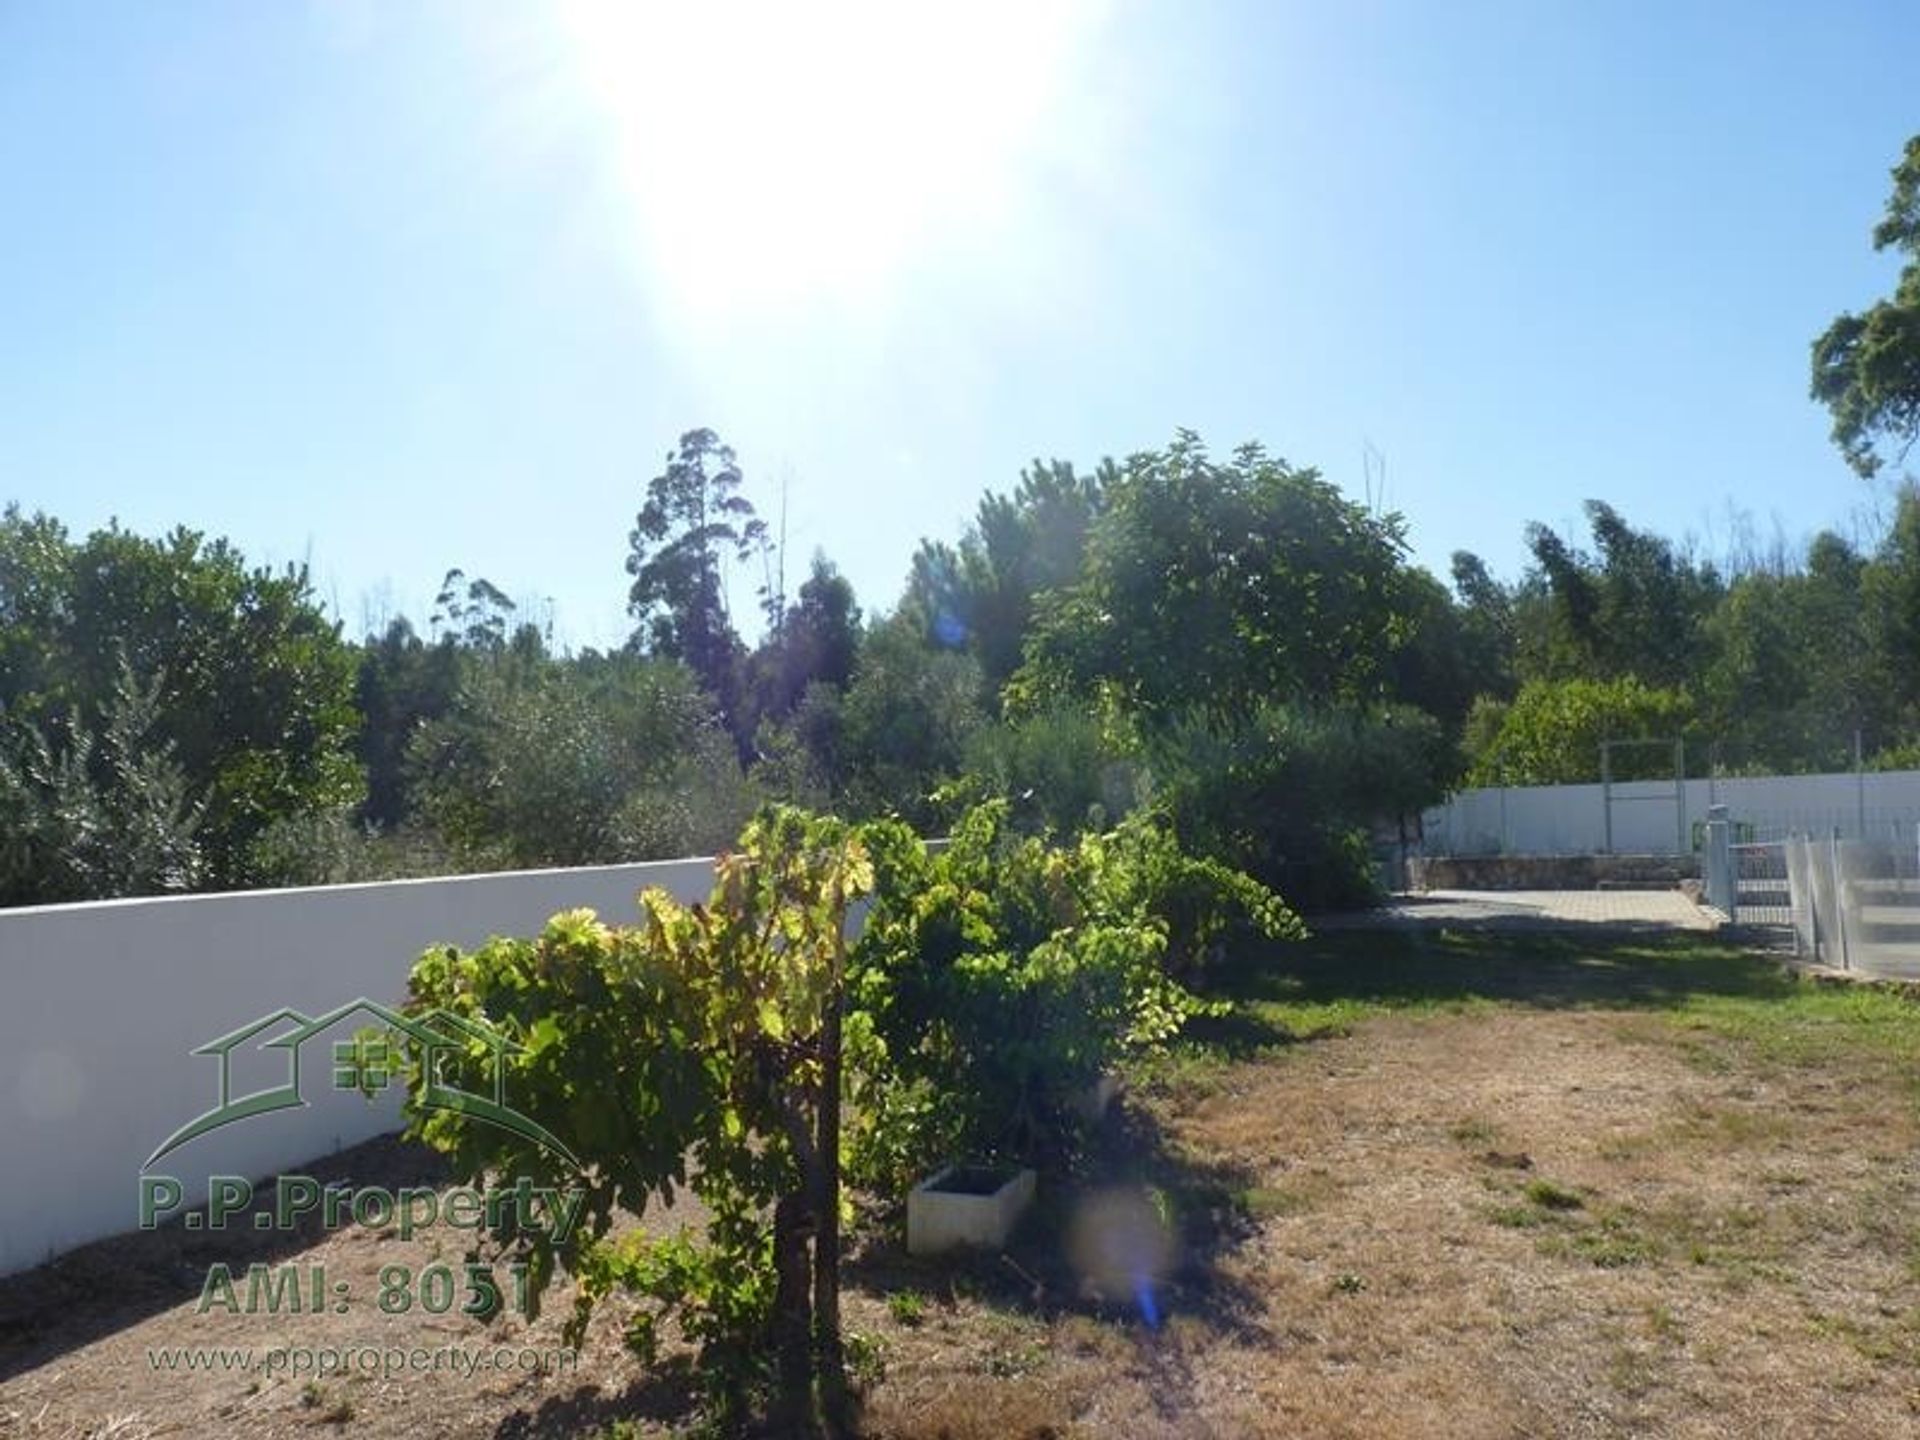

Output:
xmin=1422 ymin=769 xmax=1920 ymax=857
xmin=0 ymin=857 xmax=717 ymax=1277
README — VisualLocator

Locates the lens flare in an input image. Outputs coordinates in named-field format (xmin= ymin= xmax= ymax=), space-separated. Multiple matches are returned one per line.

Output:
xmin=1066 ymin=1186 xmax=1175 ymax=1329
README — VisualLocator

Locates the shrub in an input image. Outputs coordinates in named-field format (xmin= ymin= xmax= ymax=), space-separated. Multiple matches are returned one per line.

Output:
xmin=1464 ymin=676 xmax=1695 ymax=786
xmin=835 ymin=618 xmax=986 ymax=828
xmin=248 ymin=812 xmax=459 ymax=887
xmin=846 ymin=802 xmax=1289 ymax=1188
xmin=401 ymin=807 xmax=872 ymax=1427
xmin=0 ymin=509 xmax=363 ymax=890
xmin=396 ymin=802 xmax=1287 ymax=1422
xmin=410 ymin=654 xmax=751 ymax=868
xmin=961 ymin=706 xmax=1142 ymax=837
xmin=1143 ymin=703 xmax=1447 ymax=912
xmin=0 ymin=659 xmax=205 ymax=904
xmin=1096 ymin=811 xmax=1306 ymax=977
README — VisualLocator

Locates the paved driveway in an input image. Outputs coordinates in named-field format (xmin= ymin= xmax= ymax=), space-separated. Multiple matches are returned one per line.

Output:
xmin=1323 ymin=888 xmax=1718 ymax=933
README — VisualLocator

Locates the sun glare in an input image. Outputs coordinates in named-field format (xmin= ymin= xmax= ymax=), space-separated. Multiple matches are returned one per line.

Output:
xmin=556 ymin=0 xmax=1104 ymax=325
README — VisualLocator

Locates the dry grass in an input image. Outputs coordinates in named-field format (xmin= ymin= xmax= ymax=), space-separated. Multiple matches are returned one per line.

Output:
xmin=8 ymin=930 xmax=1920 ymax=1437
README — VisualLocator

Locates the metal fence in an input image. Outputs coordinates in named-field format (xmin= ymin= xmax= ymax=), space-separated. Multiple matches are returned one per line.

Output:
xmin=1730 ymin=811 xmax=1920 ymax=847
xmin=1730 ymin=840 xmax=1792 ymax=929
xmin=1709 ymin=813 xmax=1920 ymax=977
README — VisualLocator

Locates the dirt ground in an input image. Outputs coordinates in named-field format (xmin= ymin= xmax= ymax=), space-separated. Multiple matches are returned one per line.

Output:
xmin=6 ymin=938 xmax=1920 ymax=1438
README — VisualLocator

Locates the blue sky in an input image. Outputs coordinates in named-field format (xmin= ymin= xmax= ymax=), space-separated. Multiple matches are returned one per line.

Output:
xmin=2 ymin=1 xmax=1916 ymax=651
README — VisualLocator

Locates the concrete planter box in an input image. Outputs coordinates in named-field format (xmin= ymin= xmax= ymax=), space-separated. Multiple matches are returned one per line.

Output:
xmin=906 ymin=1166 xmax=1037 ymax=1255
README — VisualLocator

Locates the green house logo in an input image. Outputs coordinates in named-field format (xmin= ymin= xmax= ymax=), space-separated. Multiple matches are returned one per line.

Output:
xmin=145 ymin=998 xmax=579 ymax=1171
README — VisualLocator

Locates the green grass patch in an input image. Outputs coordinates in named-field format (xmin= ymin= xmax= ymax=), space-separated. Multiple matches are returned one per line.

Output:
xmin=887 ymin=1289 xmax=929 ymax=1327
xmin=1559 ymin=1213 xmax=1661 ymax=1269
xmin=1180 ymin=928 xmax=1920 ymax=1080
xmin=1206 ymin=928 xmax=1794 ymax=1016
xmin=1239 ymin=1172 xmax=1339 ymax=1220
xmin=1487 ymin=1203 xmax=1550 ymax=1229
xmin=1663 ymin=983 xmax=1920 ymax=1070
xmin=1126 ymin=1043 xmax=1241 ymax=1106
xmin=1524 ymin=1178 xmax=1585 ymax=1211
xmin=1518 ymin=1193 xmax=1791 ymax=1276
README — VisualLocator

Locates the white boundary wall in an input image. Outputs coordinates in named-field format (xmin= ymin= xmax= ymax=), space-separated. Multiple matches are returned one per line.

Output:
xmin=0 ymin=857 xmax=715 ymax=1277
xmin=1423 ymin=769 xmax=1920 ymax=857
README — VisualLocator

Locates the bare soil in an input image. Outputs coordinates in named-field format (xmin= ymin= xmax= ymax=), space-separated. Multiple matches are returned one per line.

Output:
xmin=7 ymin=971 xmax=1920 ymax=1437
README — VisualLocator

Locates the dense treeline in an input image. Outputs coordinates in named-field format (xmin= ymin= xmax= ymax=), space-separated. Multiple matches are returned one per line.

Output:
xmin=5 ymin=427 xmax=1920 ymax=912
xmin=0 ymin=428 xmax=1434 ymax=909
xmin=1454 ymin=492 xmax=1920 ymax=784
xmin=5 ymin=431 xmax=1920 ymax=912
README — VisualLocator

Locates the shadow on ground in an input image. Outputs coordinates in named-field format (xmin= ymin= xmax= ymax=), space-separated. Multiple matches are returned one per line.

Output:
xmin=1181 ymin=927 xmax=1800 ymax=1056
xmin=491 ymin=1360 xmax=702 ymax=1439
xmin=847 ymin=931 xmax=1805 ymax=1358
xmin=0 ymin=1134 xmax=450 ymax=1386
xmin=844 ymin=1096 xmax=1269 ymax=1349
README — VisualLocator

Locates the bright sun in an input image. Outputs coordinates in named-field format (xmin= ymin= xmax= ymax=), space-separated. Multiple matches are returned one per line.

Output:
xmin=555 ymin=0 xmax=1103 ymax=324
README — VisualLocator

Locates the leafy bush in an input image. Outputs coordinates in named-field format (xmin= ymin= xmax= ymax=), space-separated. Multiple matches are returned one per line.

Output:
xmin=0 ymin=509 xmax=360 ymax=893
xmin=0 ymin=659 xmax=205 ymax=904
xmin=1464 ymin=676 xmax=1695 ymax=786
xmin=248 ymin=812 xmax=458 ymax=887
xmin=961 ymin=706 xmax=1142 ymax=837
xmin=835 ymin=618 xmax=986 ymax=829
xmin=1096 ymin=811 xmax=1306 ymax=978
xmin=1143 ymin=703 xmax=1448 ymax=912
xmin=1868 ymin=736 xmax=1920 ymax=771
xmin=411 ymin=654 xmax=753 ymax=868
xmin=746 ymin=711 xmax=836 ymax=811
xmin=401 ymin=807 xmax=872 ymax=1426
xmin=398 ymin=803 xmax=1289 ymax=1422
xmin=846 ymin=802 xmax=1289 ymax=1187
xmin=247 ymin=809 xmax=384 ymax=887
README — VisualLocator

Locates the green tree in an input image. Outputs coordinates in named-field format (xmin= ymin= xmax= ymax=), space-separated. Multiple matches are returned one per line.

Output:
xmin=1863 ymin=486 xmax=1920 ymax=743
xmin=0 ymin=507 xmax=69 ymax=710
xmin=749 ymin=682 xmax=848 ymax=811
xmin=352 ymin=617 xmax=463 ymax=831
xmin=1522 ymin=502 xmax=1720 ymax=689
xmin=626 ymin=429 xmax=769 ymax=732
xmin=1699 ymin=531 xmax=1873 ymax=772
xmin=428 ymin=569 xmax=517 ymax=651
xmin=1447 ymin=551 xmax=1520 ymax=700
xmin=1465 ymin=676 xmax=1695 ymax=786
xmin=0 ymin=658 xmax=205 ymax=905
xmin=1812 ymin=134 xmax=1920 ymax=478
xmin=1385 ymin=569 xmax=1506 ymax=731
xmin=901 ymin=458 xmax=1110 ymax=692
xmin=835 ymin=617 xmax=986 ymax=828
xmin=1013 ymin=433 xmax=1412 ymax=727
xmin=0 ymin=508 xmax=360 ymax=890
xmin=744 ymin=553 xmax=861 ymax=735
xmin=410 ymin=651 xmax=752 ymax=867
